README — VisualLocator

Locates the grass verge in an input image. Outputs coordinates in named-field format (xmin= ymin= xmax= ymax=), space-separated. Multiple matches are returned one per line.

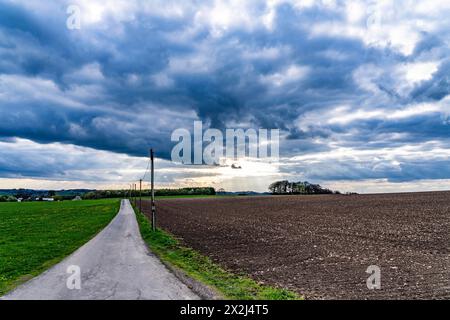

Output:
xmin=135 ymin=208 xmax=301 ymax=300
xmin=0 ymin=199 xmax=120 ymax=295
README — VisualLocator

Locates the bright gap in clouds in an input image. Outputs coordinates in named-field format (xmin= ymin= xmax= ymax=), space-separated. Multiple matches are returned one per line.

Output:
xmin=1 ymin=137 xmax=450 ymax=193
xmin=0 ymin=139 xmax=282 ymax=192
xmin=403 ymin=62 xmax=439 ymax=84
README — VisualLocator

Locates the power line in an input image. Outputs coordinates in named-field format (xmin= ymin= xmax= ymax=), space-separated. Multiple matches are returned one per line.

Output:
xmin=142 ymin=158 xmax=151 ymax=182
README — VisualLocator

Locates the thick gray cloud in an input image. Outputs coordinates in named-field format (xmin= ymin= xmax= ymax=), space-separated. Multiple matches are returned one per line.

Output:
xmin=0 ymin=0 xmax=449 ymax=186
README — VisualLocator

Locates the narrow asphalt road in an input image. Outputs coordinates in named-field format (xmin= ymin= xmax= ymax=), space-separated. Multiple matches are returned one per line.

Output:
xmin=2 ymin=199 xmax=199 ymax=300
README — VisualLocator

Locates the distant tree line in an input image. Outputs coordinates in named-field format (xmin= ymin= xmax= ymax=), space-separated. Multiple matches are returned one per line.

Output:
xmin=0 ymin=195 xmax=17 ymax=202
xmin=154 ymin=187 xmax=216 ymax=196
xmin=0 ymin=187 xmax=216 ymax=202
xmin=268 ymin=180 xmax=339 ymax=195
xmin=0 ymin=189 xmax=93 ymax=201
xmin=82 ymin=187 xmax=216 ymax=199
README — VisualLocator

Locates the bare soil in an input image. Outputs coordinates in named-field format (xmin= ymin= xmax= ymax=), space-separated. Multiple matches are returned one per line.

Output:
xmin=142 ymin=192 xmax=450 ymax=299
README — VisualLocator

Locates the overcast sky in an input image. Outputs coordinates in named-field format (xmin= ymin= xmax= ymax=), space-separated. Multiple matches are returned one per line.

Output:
xmin=0 ymin=0 xmax=449 ymax=193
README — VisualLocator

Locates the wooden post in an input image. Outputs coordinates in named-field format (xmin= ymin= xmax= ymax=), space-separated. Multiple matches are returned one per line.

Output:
xmin=151 ymin=149 xmax=156 ymax=231
xmin=134 ymin=183 xmax=137 ymax=207
xmin=139 ymin=179 xmax=142 ymax=213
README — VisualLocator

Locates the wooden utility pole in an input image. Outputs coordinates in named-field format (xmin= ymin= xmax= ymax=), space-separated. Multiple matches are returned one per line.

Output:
xmin=150 ymin=149 xmax=156 ymax=231
xmin=139 ymin=179 xmax=142 ymax=213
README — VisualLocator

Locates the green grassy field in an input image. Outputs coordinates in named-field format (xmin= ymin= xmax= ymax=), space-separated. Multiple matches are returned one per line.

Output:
xmin=0 ymin=199 xmax=119 ymax=295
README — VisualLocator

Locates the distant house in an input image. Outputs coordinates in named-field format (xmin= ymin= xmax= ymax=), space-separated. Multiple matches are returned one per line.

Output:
xmin=17 ymin=198 xmax=23 ymax=202
xmin=72 ymin=196 xmax=82 ymax=201
xmin=42 ymin=198 xmax=55 ymax=202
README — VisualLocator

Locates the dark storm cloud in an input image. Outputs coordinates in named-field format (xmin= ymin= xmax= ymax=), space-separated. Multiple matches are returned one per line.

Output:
xmin=0 ymin=0 xmax=449 ymax=183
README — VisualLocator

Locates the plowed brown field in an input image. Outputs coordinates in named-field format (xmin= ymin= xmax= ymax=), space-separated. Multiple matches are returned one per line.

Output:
xmin=142 ymin=192 xmax=450 ymax=299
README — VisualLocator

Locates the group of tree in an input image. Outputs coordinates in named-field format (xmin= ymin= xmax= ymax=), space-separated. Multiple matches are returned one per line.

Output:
xmin=268 ymin=180 xmax=338 ymax=195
